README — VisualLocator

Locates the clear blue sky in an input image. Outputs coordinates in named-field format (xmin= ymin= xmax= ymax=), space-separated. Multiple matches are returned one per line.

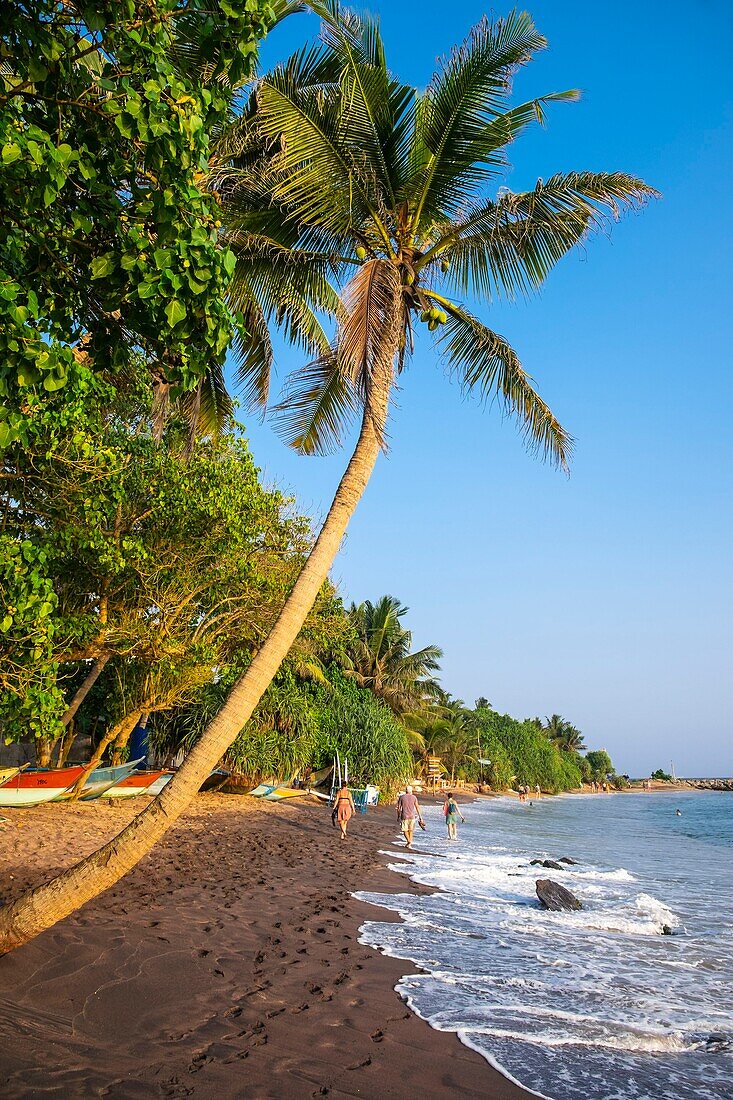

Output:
xmin=229 ymin=1 xmax=733 ymax=777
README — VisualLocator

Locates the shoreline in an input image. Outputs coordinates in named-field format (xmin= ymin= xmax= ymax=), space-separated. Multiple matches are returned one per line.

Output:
xmin=0 ymin=794 xmax=528 ymax=1098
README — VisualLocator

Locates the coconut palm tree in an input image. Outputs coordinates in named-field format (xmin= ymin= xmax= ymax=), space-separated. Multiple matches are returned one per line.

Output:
xmin=542 ymin=713 xmax=586 ymax=752
xmin=0 ymin=5 xmax=655 ymax=951
xmin=343 ymin=596 xmax=442 ymax=715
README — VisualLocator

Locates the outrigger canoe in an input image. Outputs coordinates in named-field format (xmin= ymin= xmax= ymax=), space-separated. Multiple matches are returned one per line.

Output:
xmin=53 ymin=759 xmax=144 ymax=802
xmin=0 ymin=766 xmax=24 ymax=786
xmin=146 ymin=772 xmax=175 ymax=796
xmin=248 ymin=782 xmax=309 ymax=802
xmin=0 ymin=765 xmax=86 ymax=807
xmin=263 ymin=786 xmax=307 ymax=801
xmin=103 ymin=770 xmax=165 ymax=799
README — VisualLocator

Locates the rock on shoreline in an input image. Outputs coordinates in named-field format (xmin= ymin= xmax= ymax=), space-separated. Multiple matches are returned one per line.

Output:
xmin=536 ymin=878 xmax=583 ymax=911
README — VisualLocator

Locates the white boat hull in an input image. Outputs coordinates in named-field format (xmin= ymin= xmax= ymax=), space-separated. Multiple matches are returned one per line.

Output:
xmin=0 ymin=786 xmax=72 ymax=807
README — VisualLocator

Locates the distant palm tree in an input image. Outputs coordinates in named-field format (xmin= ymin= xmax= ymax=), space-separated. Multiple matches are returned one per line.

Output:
xmin=0 ymin=4 xmax=655 ymax=950
xmin=542 ymin=713 xmax=586 ymax=752
xmin=543 ymin=713 xmax=567 ymax=741
xmin=344 ymin=596 xmax=442 ymax=716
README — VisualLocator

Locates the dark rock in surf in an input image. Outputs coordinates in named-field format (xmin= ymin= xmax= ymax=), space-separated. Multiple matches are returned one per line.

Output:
xmin=530 ymin=859 xmax=544 ymax=866
xmin=661 ymin=924 xmax=674 ymax=935
xmin=542 ymin=859 xmax=566 ymax=871
xmin=536 ymin=878 xmax=583 ymax=912
xmin=558 ymin=856 xmax=578 ymax=865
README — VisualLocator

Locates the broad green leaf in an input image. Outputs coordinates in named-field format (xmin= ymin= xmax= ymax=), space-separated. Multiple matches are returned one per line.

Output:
xmin=165 ymin=299 xmax=187 ymax=327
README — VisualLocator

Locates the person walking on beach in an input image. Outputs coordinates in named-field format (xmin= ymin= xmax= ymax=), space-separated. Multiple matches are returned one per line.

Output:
xmin=397 ymin=785 xmax=422 ymax=849
xmin=443 ymin=792 xmax=465 ymax=840
xmin=535 ymin=784 xmax=541 ymax=799
xmin=334 ymin=783 xmax=356 ymax=841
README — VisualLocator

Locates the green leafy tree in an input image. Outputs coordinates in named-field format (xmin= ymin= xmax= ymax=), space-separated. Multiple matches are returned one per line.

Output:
xmin=475 ymin=708 xmax=582 ymax=792
xmin=0 ymin=5 xmax=654 ymax=951
xmin=0 ymin=1 xmax=274 ymax=434
xmin=1 ymin=357 xmax=311 ymax=768
xmin=585 ymin=749 xmax=614 ymax=782
xmin=0 ymin=0 xmax=274 ymax=758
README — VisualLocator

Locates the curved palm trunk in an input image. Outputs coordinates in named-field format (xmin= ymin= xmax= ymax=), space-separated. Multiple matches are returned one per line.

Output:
xmin=0 ymin=372 xmax=391 ymax=954
xmin=61 ymin=652 xmax=111 ymax=728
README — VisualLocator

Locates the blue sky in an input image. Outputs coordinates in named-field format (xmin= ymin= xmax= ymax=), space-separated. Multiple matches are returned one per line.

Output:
xmin=229 ymin=1 xmax=733 ymax=777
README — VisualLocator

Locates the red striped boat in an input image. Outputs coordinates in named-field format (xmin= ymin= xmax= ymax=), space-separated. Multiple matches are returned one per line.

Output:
xmin=103 ymin=770 xmax=165 ymax=799
xmin=0 ymin=766 xmax=86 ymax=807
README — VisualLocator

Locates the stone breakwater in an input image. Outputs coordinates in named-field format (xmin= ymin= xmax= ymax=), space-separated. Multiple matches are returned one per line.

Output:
xmin=685 ymin=779 xmax=733 ymax=791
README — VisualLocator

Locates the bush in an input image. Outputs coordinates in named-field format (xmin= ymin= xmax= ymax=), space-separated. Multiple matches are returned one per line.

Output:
xmin=474 ymin=709 xmax=582 ymax=793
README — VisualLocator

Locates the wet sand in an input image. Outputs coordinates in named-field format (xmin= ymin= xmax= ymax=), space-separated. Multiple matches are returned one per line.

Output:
xmin=0 ymin=795 xmax=528 ymax=1098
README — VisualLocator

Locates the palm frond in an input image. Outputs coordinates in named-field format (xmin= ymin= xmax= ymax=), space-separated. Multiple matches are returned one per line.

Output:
xmin=257 ymin=44 xmax=384 ymax=236
xmin=316 ymin=2 xmax=416 ymax=206
xmin=226 ymin=242 xmax=341 ymax=409
xmin=273 ymin=351 xmax=359 ymax=455
xmin=428 ymin=172 xmax=659 ymax=300
xmin=232 ymin=298 xmax=274 ymax=409
xmin=434 ymin=303 xmax=572 ymax=469
xmin=176 ymin=360 xmax=235 ymax=457
xmin=409 ymin=11 xmax=548 ymax=222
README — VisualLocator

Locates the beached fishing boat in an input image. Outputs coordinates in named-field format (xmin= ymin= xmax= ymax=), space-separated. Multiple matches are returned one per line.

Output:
xmin=146 ymin=772 xmax=174 ymax=796
xmin=249 ymin=783 xmax=276 ymax=798
xmin=0 ymin=765 xmax=86 ymax=807
xmin=200 ymin=768 xmax=230 ymax=792
xmin=103 ymin=770 xmax=165 ymax=799
xmin=0 ymin=766 xmax=24 ymax=786
xmin=54 ymin=759 xmax=144 ymax=802
xmin=263 ymin=786 xmax=308 ymax=801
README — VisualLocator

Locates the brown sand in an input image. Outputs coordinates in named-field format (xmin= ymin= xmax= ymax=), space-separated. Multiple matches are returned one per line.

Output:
xmin=0 ymin=795 xmax=529 ymax=1099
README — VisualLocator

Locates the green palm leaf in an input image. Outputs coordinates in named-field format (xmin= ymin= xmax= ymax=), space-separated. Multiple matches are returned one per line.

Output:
xmin=273 ymin=351 xmax=358 ymax=455
xmin=434 ymin=303 xmax=573 ymax=469
xmin=425 ymin=172 xmax=659 ymax=300
xmin=409 ymin=10 xmax=549 ymax=223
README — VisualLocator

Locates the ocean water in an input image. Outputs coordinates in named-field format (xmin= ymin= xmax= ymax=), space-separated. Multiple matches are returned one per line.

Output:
xmin=357 ymin=791 xmax=733 ymax=1100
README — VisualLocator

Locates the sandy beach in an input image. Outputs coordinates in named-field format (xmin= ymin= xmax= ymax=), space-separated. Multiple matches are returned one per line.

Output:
xmin=0 ymin=794 xmax=527 ymax=1099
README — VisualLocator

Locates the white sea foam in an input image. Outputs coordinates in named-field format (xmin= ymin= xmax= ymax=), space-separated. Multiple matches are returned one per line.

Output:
xmin=359 ymin=792 xmax=733 ymax=1100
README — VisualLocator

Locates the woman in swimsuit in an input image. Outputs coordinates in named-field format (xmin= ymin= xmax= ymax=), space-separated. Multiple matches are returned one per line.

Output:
xmin=334 ymin=783 xmax=356 ymax=840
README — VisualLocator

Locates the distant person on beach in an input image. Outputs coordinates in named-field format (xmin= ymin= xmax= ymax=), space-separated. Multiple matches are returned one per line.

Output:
xmin=443 ymin=792 xmax=465 ymax=840
xmin=334 ymin=783 xmax=356 ymax=841
xmin=397 ymin=785 xmax=422 ymax=849
xmin=535 ymin=784 xmax=541 ymax=799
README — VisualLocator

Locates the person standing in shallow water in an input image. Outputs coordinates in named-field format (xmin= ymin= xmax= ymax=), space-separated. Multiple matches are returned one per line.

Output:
xmin=334 ymin=783 xmax=356 ymax=841
xmin=397 ymin=785 xmax=422 ymax=849
xmin=443 ymin=791 xmax=465 ymax=840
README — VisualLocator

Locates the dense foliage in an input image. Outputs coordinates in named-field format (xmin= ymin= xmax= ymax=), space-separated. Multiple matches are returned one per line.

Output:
xmin=0 ymin=0 xmax=275 ymax=752
xmin=475 ymin=708 xmax=583 ymax=793
xmin=0 ymin=357 xmax=312 ymax=760
xmin=151 ymin=667 xmax=413 ymax=798
xmin=1 ymin=1 xmax=273 ymax=433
